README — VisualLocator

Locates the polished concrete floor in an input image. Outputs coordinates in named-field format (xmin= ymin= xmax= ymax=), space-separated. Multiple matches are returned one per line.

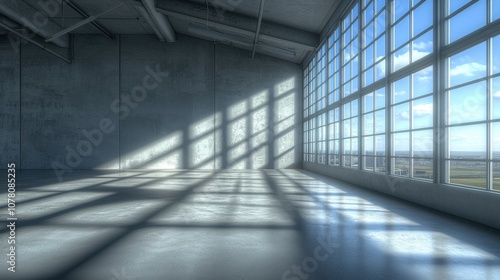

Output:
xmin=1 ymin=169 xmax=499 ymax=280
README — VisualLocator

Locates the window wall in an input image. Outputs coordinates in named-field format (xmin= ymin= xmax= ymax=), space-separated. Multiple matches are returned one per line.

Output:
xmin=303 ymin=0 xmax=500 ymax=192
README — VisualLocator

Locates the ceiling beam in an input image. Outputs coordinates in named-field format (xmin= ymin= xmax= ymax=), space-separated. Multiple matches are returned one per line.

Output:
xmin=141 ymin=0 xmax=175 ymax=42
xmin=0 ymin=17 xmax=71 ymax=63
xmin=0 ymin=0 xmax=69 ymax=48
xmin=63 ymin=0 xmax=115 ymax=40
xmin=154 ymin=0 xmax=317 ymax=50
xmin=251 ymin=0 xmax=265 ymax=59
xmin=45 ymin=3 xmax=123 ymax=43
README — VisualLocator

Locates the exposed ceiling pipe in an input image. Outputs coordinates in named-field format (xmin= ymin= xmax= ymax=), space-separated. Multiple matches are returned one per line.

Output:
xmin=141 ymin=0 xmax=175 ymax=42
xmin=251 ymin=0 xmax=265 ymax=59
xmin=0 ymin=18 xmax=71 ymax=63
xmin=63 ymin=0 xmax=115 ymax=40
xmin=135 ymin=6 xmax=165 ymax=41
xmin=0 ymin=1 xmax=68 ymax=48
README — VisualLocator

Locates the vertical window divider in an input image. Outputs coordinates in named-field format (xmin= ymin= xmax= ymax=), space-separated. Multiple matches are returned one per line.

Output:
xmin=434 ymin=0 xmax=442 ymax=184
xmin=358 ymin=2 xmax=363 ymax=170
xmin=385 ymin=0 xmax=392 ymax=176
xmin=487 ymin=37 xmax=492 ymax=190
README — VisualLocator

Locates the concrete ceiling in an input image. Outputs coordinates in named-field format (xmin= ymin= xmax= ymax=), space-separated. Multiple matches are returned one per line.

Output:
xmin=1 ymin=0 xmax=342 ymax=63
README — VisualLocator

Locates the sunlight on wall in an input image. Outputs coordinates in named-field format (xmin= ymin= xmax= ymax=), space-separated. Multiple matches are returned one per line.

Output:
xmin=189 ymin=115 xmax=216 ymax=169
xmin=121 ymin=131 xmax=183 ymax=169
xmin=275 ymin=77 xmax=295 ymax=97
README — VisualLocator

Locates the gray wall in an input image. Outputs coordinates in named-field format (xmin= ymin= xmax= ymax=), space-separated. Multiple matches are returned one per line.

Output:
xmin=0 ymin=34 xmax=302 ymax=171
xmin=0 ymin=36 xmax=20 ymax=169
xmin=304 ymin=162 xmax=500 ymax=230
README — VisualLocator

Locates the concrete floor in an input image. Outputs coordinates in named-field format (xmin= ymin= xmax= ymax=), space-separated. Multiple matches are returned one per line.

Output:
xmin=1 ymin=170 xmax=499 ymax=280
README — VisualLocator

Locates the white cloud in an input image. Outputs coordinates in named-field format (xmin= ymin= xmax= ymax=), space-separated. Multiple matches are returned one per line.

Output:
xmin=393 ymin=49 xmax=430 ymax=72
xmin=413 ymin=103 xmax=433 ymax=117
xmin=413 ymin=41 xmax=432 ymax=51
xmin=449 ymin=62 xmax=486 ymax=77
xmin=493 ymin=91 xmax=500 ymax=98
xmin=394 ymin=90 xmax=407 ymax=96
xmin=398 ymin=111 xmax=410 ymax=120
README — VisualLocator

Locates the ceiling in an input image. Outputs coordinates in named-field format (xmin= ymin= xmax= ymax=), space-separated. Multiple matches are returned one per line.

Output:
xmin=1 ymin=0 xmax=342 ymax=63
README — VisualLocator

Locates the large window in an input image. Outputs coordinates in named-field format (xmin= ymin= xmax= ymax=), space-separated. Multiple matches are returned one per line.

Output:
xmin=342 ymin=99 xmax=359 ymax=168
xmin=362 ymin=87 xmax=386 ymax=172
xmin=303 ymin=0 xmax=500 ymax=192
xmin=445 ymin=35 xmax=500 ymax=189
xmin=361 ymin=0 xmax=386 ymax=87
xmin=390 ymin=66 xmax=434 ymax=180
xmin=341 ymin=3 xmax=360 ymax=98
xmin=328 ymin=27 xmax=341 ymax=105
xmin=328 ymin=108 xmax=341 ymax=166
xmin=390 ymin=0 xmax=433 ymax=72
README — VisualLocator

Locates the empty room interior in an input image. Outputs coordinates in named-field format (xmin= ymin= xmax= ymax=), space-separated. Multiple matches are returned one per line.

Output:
xmin=1 ymin=0 xmax=500 ymax=279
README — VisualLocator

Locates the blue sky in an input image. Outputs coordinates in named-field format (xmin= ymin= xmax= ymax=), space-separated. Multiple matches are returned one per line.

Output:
xmin=310 ymin=0 xmax=500 ymax=155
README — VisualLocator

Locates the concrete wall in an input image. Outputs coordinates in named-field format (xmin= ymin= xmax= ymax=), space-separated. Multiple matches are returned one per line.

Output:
xmin=0 ymin=36 xmax=20 ymax=169
xmin=304 ymin=162 xmax=500 ymax=230
xmin=0 ymin=34 xmax=302 ymax=171
xmin=21 ymin=36 xmax=120 ymax=170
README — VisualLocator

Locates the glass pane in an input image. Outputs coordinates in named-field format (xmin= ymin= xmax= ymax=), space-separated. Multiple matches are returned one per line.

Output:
xmin=393 ymin=102 xmax=410 ymax=131
xmin=494 ymin=164 xmax=500 ymax=191
xmin=393 ymin=132 xmax=410 ymax=157
xmin=494 ymin=0 xmax=500 ymax=21
xmin=364 ymin=44 xmax=374 ymax=68
xmin=352 ymin=100 xmax=359 ymax=116
xmin=364 ymin=136 xmax=374 ymax=155
xmin=448 ymin=124 xmax=486 ymax=160
xmin=394 ymin=15 xmax=410 ymax=49
xmin=413 ymin=159 xmax=433 ymax=180
xmin=392 ymin=157 xmax=410 ymax=176
xmin=413 ymin=66 xmax=433 ymax=98
xmin=363 ymin=93 xmax=373 ymax=113
xmin=375 ymin=35 xmax=386 ymax=61
xmin=448 ymin=81 xmax=487 ymax=125
xmin=448 ymin=42 xmax=487 ymax=88
xmin=393 ymin=76 xmax=410 ymax=103
xmin=344 ymin=119 xmax=351 ymax=137
xmin=494 ymin=77 xmax=500 ymax=120
xmin=364 ymin=2 xmax=374 ymax=25
xmin=364 ymin=113 xmax=374 ymax=135
xmin=352 ymin=117 xmax=359 ymax=137
xmin=413 ymin=0 xmax=432 ymax=36
xmin=447 ymin=0 xmax=486 ymax=44
xmin=376 ymin=0 xmax=385 ymax=13
xmin=375 ymin=11 xmax=385 ymax=37
xmin=364 ymin=67 xmax=374 ymax=86
xmin=449 ymin=161 xmax=487 ymax=189
xmin=375 ymin=109 xmax=386 ymax=133
xmin=493 ymin=35 xmax=500 ymax=75
xmin=393 ymin=44 xmax=410 ymax=71
xmin=375 ymin=156 xmax=386 ymax=172
xmin=364 ymin=156 xmax=375 ymax=171
xmin=448 ymin=0 xmax=472 ymax=15
xmin=413 ymin=129 xmax=433 ymax=158
xmin=412 ymin=30 xmax=433 ymax=63
xmin=344 ymin=102 xmax=351 ymax=118
xmin=375 ymin=59 xmax=386 ymax=80
xmin=413 ymin=96 xmax=433 ymax=129
xmin=376 ymin=135 xmax=386 ymax=155
xmin=375 ymin=88 xmax=385 ymax=109
xmin=352 ymin=137 xmax=359 ymax=155
xmin=393 ymin=0 xmax=410 ymax=23
xmin=493 ymin=122 xmax=500 ymax=161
